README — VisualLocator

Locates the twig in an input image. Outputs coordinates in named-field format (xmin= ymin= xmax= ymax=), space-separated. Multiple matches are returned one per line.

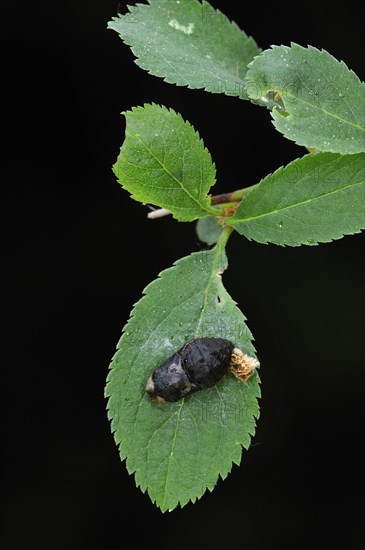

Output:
xmin=146 ymin=185 xmax=255 ymax=219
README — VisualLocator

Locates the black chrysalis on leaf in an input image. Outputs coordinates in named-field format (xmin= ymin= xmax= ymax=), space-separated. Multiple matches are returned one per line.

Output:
xmin=146 ymin=337 xmax=258 ymax=403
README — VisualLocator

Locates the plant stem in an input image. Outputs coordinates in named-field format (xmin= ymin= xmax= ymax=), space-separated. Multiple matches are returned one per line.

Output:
xmin=210 ymin=185 xmax=255 ymax=205
xmin=216 ymin=225 xmax=234 ymax=251
xmin=147 ymin=185 xmax=256 ymax=219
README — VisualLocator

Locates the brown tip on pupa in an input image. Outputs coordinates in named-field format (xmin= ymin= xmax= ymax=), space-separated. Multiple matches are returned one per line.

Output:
xmin=229 ymin=348 xmax=260 ymax=382
xmin=153 ymin=395 xmax=167 ymax=404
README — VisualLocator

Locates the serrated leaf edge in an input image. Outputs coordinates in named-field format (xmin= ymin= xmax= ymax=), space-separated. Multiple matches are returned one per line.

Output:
xmin=244 ymin=43 xmax=365 ymax=154
xmin=114 ymin=103 xmax=218 ymax=220
xmin=105 ymin=246 xmax=261 ymax=511
xmin=108 ymin=0 xmax=260 ymax=99
xmin=227 ymin=152 xmax=365 ymax=246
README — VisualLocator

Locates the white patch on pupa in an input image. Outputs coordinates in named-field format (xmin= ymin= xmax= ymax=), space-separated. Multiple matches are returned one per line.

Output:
xmin=168 ymin=18 xmax=194 ymax=34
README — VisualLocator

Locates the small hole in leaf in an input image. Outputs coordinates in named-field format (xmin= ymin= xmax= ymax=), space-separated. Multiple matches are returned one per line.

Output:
xmin=217 ymin=295 xmax=221 ymax=304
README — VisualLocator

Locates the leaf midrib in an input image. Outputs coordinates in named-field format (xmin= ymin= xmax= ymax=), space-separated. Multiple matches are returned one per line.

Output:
xmin=230 ymin=180 xmax=364 ymax=224
xmin=114 ymin=7 xmax=255 ymax=90
xmin=133 ymin=130 xmax=214 ymax=214
xmin=159 ymin=247 xmax=223 ymax=508
xmin=161 ymin=404 xmax=183 ymax=511
xmin=278 ymin=89 xmax=365 ymax=132
xmin=194 ymin=248 xmax=223 ymax=338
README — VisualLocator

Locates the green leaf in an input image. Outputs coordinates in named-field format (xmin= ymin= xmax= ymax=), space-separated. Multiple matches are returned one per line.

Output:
xmin=113 ymin=104 xmax=217 ymax=221
xmin=109 ymin=0 xmax=260 ymax=99
xmin=228 ymin=152 xmax=365 ymax=246
xmin=196 ymin=215 xmax=223 ymax=244
xmin=105 ymin=235 xmax=260 ymax=512
xmin=245 ymin=44 xmax=365 ymax=154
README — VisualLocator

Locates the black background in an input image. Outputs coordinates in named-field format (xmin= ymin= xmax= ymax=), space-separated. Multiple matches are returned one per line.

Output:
xmin=2 ymin=1 xmax=364 ymax=549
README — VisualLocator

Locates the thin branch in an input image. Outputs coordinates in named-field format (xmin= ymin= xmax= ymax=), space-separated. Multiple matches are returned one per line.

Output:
xmin=146 ymin=185 xmax=256 ymax=219
xmin=210 ymin=185 xmax=255 ymax=205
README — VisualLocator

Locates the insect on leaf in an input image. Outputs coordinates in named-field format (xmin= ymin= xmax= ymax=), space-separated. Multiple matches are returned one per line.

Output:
xmin=105 ymin=244 xmax=260 ymax=512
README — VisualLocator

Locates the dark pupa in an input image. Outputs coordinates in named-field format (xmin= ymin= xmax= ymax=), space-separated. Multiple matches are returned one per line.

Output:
xmin=145 ymin=337 xmax=259 ymax=403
